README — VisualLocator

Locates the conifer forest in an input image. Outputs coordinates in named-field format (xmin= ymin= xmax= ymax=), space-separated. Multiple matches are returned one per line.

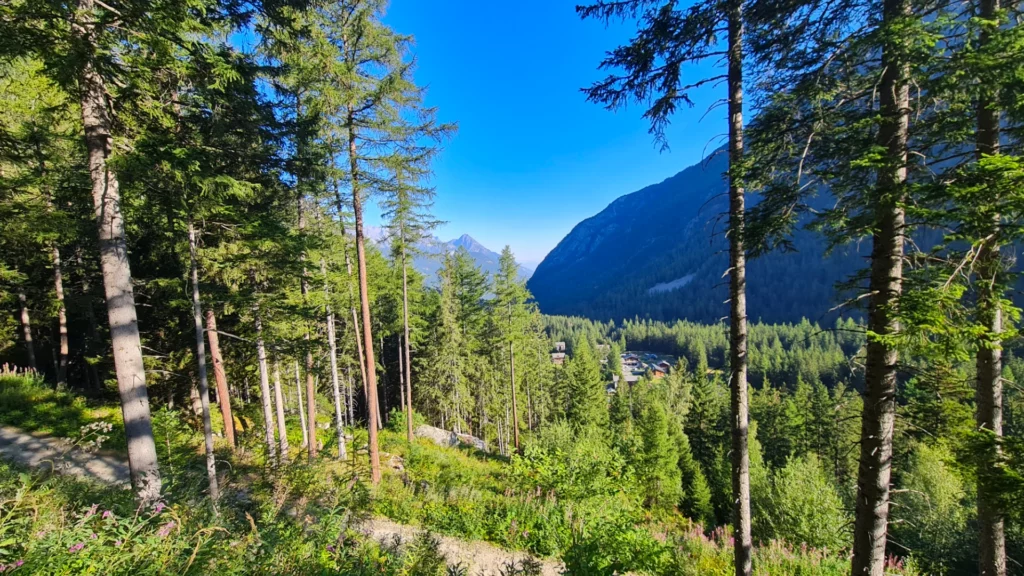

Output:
xmin=0 ymin=0 xmax=1023 ymax=575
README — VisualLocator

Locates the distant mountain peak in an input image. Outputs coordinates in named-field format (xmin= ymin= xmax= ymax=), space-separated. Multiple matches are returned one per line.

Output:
xmin=448 ymin=234 xmax=488 ymax=253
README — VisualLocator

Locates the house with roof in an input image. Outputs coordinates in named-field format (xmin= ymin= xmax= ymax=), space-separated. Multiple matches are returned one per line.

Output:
xmin=554 ymin=341 xmax=566 ymax=353
xmin=551 ymin=352 xmax=567 ymax=366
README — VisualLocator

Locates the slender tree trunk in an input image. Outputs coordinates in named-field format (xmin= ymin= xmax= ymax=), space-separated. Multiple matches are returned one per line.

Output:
xmin=322 ymin=260 xmax=347 ymax=461
xmin=273 ymin=361 xmax=290 ymax=461
xmin=851 ymin=0 xmax=909 ymax=571
xmin=726 ymin=3 xmax=751 ymax=574
xmin=510 ymin=341 xmax=520 ymax=453
xmin=78 ymin=261 xmax=102 ymax=389
xmin=294 ymin=360 xmax=308 ymax=448
xmin=296 ymin=196 xmax=317 ymax=460
xmin=204 ymin=309 xmax=235 ymax=449
xmin=18 ymin=293 xmax=37 ymax=372
xmin=401 ymin=244 xmax=415 ymax=443
xmin=252 ymin=303 xmax=278 ymax=467
xmin=975 ymin=0 xmax=1005 ymax=571
xmin=188 ymin=222 xmax=219 ymax=502
xmin=349 ymin=114 xmax=381 ymax=484
xmin=346 ymin=366 xmax=355 ymax=426
xmin=51 ymin=247 xmax=69 ymax=386
xmin=398 ymin=335 xmax=406 ymax=414
xmin=76 ymin=0 xmax=161 ymax=502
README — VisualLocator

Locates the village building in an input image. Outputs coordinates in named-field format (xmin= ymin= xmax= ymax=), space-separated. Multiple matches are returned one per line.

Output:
xmin=554 ymin=341 xmax=566 ymax=353
xmin=551 ymin=352 xmax=566 ymax=366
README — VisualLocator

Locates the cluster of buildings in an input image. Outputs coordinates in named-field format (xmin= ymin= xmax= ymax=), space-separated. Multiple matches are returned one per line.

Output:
xmin=610 ymin=352 xmax=673 ymax=393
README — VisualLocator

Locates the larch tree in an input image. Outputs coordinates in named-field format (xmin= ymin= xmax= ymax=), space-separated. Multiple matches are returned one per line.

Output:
xmin=381 ymin=156 xmax=444 ymax=443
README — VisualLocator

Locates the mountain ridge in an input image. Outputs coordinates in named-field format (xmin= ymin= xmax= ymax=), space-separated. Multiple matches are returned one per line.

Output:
xmin=528 ymin=150 xmax=864 ymax=324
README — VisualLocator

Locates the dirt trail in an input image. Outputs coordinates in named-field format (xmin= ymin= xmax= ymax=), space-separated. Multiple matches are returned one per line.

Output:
xmin=0 ymin=425 xmax=562 ymax=576
xmin=0 ymin=425 xmax=130 ymax=486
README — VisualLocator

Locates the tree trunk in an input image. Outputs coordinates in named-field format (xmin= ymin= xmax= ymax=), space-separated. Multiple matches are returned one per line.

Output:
xmin=297 ymin=196 xmax=317 ymax=460
xmin=188 ymin=222 xmax=219 ymax=502
xmin=975 ymin=0 xmax=1006 ymax=571
xmin=726 ymin=2 xmax=751 ymax=574
xmin=51 ymin=247 xmax=69 ymax=386
xmin=76 ymin=0 xmax=161 ymax=502
xmin=204 ymin=309 xmax=235 ymax=449
xmin=349 ymin=113 xmax=381 ymax=484
xmin=851 ymin=0 xmax=909 ymax=571
xmin=346 ymin=366 xmax=355 ymax=426
xmin=294 ymin=360 xmax=309 ymax=448
xmin=398 ymin=335 xmax=406 ymax=414
xmin=322 ymin=259 xmax=347 ymax=461
xmin=402 ymin=244 xmax=415 ymax=443
xmin=78 ymin=262 xmax=102 ymax=389
xmin=252 ymin=303 xmax=278 ymax=467
xmin=18 ymin=293 xmax=37 ymax=372
xmin=510 ymin=341 xmax=521 ymax=454
xmin=273 ymin=361 xmax=290 ymax=461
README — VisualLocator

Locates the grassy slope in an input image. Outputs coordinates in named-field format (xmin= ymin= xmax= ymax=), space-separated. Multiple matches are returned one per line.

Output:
xmin=0 ymin=375 xmax=920 ymax=575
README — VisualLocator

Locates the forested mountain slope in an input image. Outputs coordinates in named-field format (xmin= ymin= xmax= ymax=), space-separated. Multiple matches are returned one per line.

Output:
xmin=528 ymin=151 xmax=864 ymax=324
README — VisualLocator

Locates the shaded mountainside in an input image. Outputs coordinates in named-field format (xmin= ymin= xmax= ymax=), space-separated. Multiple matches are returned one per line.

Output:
xmin=528 ymin=151 xmax=865 ymax=324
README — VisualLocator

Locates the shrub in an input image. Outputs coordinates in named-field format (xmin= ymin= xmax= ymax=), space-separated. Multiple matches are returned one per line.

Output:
xmin=753 ymin=454 xmax=850 ymax=551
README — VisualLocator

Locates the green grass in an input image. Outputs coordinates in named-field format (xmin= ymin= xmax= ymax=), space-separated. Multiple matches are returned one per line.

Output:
xmin=0 ymin=376 xmax=924 ymax=575
xmin=0 ymin=375 xmax=126 ymax=451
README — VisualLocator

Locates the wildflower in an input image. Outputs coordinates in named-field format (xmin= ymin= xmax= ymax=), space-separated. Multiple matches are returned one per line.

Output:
xmin=326 ymin=545 xmax=335 ymax=553
xmin=153 ymin=502 xmax=166 ymax=514
xmin=90 ymin=533 xmax=97 ymax=539
xmin=114 ymin=540 xmax=122 ymax=547
xmin=14 ymin=561 xmax=22 ymax=568
xmin=102 ymin=510 xmax=113 ymax=520
xmin=68 ymin=542 xmax=85 ymax=553
xmin=34 ymin=531 xmax=45 ymax=539
xmin=85 ymin=503 xmax=99 ymax=518
xmin=157 ymin=521 xmax=176 ymax=538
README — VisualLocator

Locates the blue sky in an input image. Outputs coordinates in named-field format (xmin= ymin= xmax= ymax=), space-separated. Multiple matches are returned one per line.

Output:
xmin=362 ymin=0 xmax=726 ymax=265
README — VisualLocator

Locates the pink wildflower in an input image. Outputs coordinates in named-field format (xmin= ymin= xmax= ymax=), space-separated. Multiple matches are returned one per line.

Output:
xmin=157 ymin=521 xmax=176 ymax=538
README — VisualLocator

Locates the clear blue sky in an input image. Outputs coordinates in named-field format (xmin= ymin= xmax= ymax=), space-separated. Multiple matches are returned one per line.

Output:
xmin=364 ymin=0 xmax=725 ymax=265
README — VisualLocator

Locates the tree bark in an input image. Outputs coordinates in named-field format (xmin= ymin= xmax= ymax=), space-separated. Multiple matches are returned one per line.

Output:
xmin=18 ymin=293 xmax=37 ymax=372
xmin=204 ymin=309 xmax=235 ymax=449
xmin=76 ymin=0 xmax=161 ymax=502
xmin=851 ymin=0 xmax=909 ymax=571
xmin=349 ymin=112 xmax=381 ymax=484
xmin=401 ymin=244 xmax=415 ymax=443
xmin=398 ymin=335 xmax=406 ymax=413
xmin=294 ymin=360 xmax=309 ymax=448
xmin=975 ymin=0 xmax=1006 ymax=571
xmin=252 ymin=303 xmax=278 ymax=467
xmin=296 ymin=196 xmax=317 ymax=460
xmin=726 ymin=2 xmax=751 ymax=574
xmin=510 ymin=341 xmax=521 ymax=453
xmin=188 ymin=222 xmax=219 ymax=502
xmin=322 ymin=259 xmax=347 ymax=461
xmin=51 ymin=247 xmax=69 ymax=386
xmin=273 ymin=361 xmax=290 ymax=461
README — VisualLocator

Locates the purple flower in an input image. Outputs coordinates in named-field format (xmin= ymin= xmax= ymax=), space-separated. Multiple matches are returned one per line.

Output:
xmin=0 ymin=564 xmax=7 ymax=573
xmin=114 ymin=540 xmax=122 ymax=547
xmin=68 ymin=542 xmax=85 ymax=553
xmin=85 ymin=504 xmax=99 ymax=519
xmin=102 ymin=510 xmax=113 ymax=520
xmin=326 ymin=545 xmax=335 ymax=553
xmin=153 ymin=502 xmax=166 ymax=514
xmin=90 ymin=533 xmax=97 ymax=540
xmin=14 ymin=561 xmax=22 ymax=568
xmin=156 ymin=521 xmax=176 ymax=538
